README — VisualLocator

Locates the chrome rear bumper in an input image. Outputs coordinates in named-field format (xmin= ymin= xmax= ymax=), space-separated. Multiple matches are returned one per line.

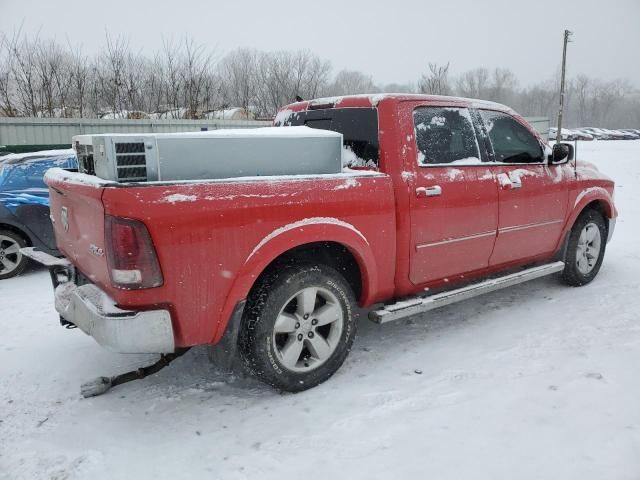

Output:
xmin=22 ymin=247 xmax=175 ymax=354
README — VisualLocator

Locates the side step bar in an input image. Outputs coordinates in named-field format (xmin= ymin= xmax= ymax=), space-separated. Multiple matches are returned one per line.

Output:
xmin=369 ymin=261 xmax=565 ymax=324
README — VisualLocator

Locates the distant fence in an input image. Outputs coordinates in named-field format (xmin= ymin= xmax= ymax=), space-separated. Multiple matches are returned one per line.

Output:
xmin=0 ymin=115 xmax=550 ymax=153
xmin=0 ymin=117 xmax=272 ymax=152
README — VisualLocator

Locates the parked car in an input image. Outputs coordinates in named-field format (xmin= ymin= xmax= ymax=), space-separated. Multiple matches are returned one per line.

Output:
xmin=0 ymin=150 xmax=77 ymax=279
xmin=610 ymin=129 xmax=638 ymax=140
xmin=26 ymin=95 xmax=617 ymax=393
xmin=580 ymin=128 xmax=611 ymax=140
xmin=548 ymin=127 xmax=588 ymax=141
xmin=549 ymin=127 xmax=575 ymax=141
xmin=620 ymin=129 xmax=640 ymax=139
xmin=576 ymin=128 xmax=608 ymax=140
xmin=603 ymin=129 xmax=629 ymax=140
xmin=568 ymin=129 xmax=594 ymax=140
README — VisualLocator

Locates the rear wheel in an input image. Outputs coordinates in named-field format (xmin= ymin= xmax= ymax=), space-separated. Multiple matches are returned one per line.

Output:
xmin=0 ymin=229 xmax=29 ymax=280
xmin=561 ymin=209 xmax=607 ymax=286
xmin=239 ymin=263 xmax=357 ymax=392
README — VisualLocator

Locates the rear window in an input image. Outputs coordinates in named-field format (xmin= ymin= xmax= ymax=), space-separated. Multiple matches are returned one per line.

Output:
xmin=275 ymin=107 xmax=379 ymax=167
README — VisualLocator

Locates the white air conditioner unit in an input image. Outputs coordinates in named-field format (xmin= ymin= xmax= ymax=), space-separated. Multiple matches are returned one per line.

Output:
xmin=72 ymin=127 xmax=343 ymax=183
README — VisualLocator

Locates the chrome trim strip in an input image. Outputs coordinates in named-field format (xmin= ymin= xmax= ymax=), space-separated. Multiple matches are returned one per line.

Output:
xmin=498 ymin=219 xmax=564 ymax=234
xmin=416 ymin=230 xmax=496 ymax=249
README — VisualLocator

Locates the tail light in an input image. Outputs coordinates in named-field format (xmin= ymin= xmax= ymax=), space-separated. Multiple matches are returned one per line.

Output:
xmin=105 ymin=216 xmax=163 ymax=289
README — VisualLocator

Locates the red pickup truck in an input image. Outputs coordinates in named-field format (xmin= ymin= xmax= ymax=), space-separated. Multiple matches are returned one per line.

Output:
xmin=27 ymin=94 xmax=617 ymax=393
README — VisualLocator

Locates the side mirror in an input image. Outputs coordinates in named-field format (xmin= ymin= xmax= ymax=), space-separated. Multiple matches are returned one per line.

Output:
xmin=550 ymin=143 xmax=573 ymax=164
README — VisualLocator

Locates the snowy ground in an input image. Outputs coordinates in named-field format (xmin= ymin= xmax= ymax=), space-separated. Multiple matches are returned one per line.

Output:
xmin=1 ymin=141 xmax=639 ymax=480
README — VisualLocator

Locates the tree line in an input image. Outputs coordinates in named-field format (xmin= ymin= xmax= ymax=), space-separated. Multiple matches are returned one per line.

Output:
xmin=0 ymin=32 xmax=638 ymax=127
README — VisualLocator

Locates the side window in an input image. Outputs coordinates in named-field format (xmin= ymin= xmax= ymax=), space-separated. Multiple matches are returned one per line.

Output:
xmin=479 ymin=110 xmax=543 ymax=164
xmin=413 ymin=107 xmax=481 ymax=165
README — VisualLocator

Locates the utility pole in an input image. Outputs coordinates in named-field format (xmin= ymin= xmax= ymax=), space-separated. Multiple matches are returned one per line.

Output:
xmin=556 ymin=29 xmax=573 ymax=142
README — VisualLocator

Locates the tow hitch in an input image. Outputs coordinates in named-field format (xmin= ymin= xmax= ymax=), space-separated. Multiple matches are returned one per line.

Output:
xmin=81 ymin=348 xmax=190 ymax=398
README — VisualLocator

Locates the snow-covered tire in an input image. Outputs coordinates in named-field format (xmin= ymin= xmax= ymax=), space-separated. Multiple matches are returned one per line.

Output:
xmin=0 ymin=229 xmax=29 ymax=280
xmin=239 ymin=263 xmax=357 ymax=392
xmin=561 ymin=209 xmax=607 ymax=286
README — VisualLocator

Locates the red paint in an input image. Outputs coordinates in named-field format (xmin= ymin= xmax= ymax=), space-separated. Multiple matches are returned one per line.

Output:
xmin=46 ymin=94 xmax=617 ymax=348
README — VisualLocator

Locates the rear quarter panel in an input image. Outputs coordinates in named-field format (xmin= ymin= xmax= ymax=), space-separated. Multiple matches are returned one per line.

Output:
xmin=101 ymin=174 xmax=396 ymax=347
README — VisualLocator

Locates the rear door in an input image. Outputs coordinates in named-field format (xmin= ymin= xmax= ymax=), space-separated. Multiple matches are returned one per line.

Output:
xmin=477 ymin=110 xmax=569 ymax=266
xmin=408 ymin=105 xmax=499 ymax=285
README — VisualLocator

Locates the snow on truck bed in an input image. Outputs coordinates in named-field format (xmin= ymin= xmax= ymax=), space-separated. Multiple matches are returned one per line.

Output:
xmin=44 ymin=166 xmax=384 ymax=189
xmin=3 ymin=142 xmax=640 ymax=479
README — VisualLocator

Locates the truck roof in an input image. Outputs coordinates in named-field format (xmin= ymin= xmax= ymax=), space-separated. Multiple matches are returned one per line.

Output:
xmin=279 ymin=93 xmax=515 ymax=115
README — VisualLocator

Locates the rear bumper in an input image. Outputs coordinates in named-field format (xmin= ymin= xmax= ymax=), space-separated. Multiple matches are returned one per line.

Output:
xmin=55 ymin=282 xmax=175 ymax=353
xmin=22 ymin=247 xmax=175 ymax=354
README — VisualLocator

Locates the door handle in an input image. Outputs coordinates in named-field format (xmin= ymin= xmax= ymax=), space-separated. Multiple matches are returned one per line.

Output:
xmin=416 ymin=185 xmax=442 ymax=197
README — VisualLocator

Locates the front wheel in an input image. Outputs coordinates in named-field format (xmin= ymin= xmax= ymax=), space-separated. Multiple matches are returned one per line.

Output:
xmin=561 ymin=209 xmax=607 ymax=286
xmin=239 ymin=264 xmax=357 ymax=392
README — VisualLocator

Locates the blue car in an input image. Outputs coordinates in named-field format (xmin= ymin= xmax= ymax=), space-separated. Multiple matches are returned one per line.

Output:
xmin=0 ymin=150 xmax=77 ymax=279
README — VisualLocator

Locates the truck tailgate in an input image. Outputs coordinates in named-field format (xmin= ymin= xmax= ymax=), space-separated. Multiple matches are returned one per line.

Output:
xmin=46 ymin=172 xmax=109 ymax=285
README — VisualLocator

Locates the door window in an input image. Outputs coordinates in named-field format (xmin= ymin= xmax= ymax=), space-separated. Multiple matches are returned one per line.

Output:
xmin=413 ymin=107 xmax=481 ymax=165
xmin=479 ymin=110 xmax=544 ymax=164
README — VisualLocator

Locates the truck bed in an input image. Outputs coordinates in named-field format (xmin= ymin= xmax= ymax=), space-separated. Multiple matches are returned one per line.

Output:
xmin=44 ymin=168 xmax=397 ymax=347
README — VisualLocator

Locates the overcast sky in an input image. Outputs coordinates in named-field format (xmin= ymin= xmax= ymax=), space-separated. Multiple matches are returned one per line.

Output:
xmin=1 ymin=0 xmax=638 ymax=87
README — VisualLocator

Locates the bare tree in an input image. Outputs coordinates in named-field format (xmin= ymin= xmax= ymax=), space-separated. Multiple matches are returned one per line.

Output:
xmin=490 ymin=68 xmax=518 ymax=104
xmin=328 ymin=69 xmax=377 ymax=96
xmin=5 ymin=32 xmax=40 ymax=116
xmin=251 ymin=50 xmax=331 ymax=117
xmin=94 ymin=33 xmax=131 ymax=115
xmin=0 ymin=34 xmax=17 ymax=116
xmin=68 ymin=43 xmax=90 ymax=117
xmin=456 ymin=68 xmax=490 ymax=99
xmin=219 ymin=48 xmax=257 ymax=113
xmin=180 ymin=38 xmax=216 ymax=118
xmin=419 ymin=62 xmax=451 ymax=95
xmin=574 ymin=74 xmax=590 ymax=126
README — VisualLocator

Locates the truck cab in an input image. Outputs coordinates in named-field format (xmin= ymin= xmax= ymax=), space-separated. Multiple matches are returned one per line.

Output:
xmin=276 ymin=94 xmax=614 ymax=298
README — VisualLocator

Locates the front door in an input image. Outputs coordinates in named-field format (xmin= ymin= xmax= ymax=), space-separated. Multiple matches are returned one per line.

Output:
xmin=408 ymin=106 xmax=499 ymax=285
xmin=477 ymin=110 xmax=569 ymax=266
